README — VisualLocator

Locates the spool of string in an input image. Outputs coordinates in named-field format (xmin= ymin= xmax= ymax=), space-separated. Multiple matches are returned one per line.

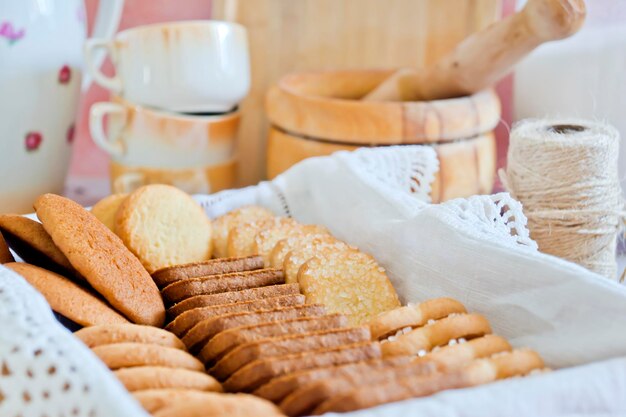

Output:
xmin=500 ymin=119 xmax=625 ymax=280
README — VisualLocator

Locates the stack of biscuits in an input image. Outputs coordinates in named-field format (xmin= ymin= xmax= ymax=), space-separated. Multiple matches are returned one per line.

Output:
xmin=0 ymin=186 xmax=547 ymax=416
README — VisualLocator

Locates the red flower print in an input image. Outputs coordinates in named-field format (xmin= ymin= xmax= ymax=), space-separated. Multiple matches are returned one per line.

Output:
xmin=58 ymin=65 xmax=71 ymax=84
xmin=66 ymin=124 xmax=75 ymax=144
xmin=25 ymin=132 xmax=42 ymax=151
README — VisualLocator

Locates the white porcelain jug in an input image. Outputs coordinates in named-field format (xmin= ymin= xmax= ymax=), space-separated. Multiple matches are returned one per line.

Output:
xmin=0 ymin=0 xmax=123 ymax=213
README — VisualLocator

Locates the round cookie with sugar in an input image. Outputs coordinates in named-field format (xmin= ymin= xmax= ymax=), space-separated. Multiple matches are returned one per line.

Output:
xmin=212 ymin=206 xmax=275 ymax=258
xmin=115 ymin=185 xmax=212 ymax=273
xmin=91 ymin=193 xmax=128 ymax=232
xmin=34 ymin=193 xmax=165 ymax=326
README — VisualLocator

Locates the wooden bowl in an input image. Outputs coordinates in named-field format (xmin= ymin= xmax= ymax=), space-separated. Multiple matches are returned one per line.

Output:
xmin=267 ymin=128 xmax=495 ymax=203
xmin=266 ymin=70 xmax=500 ymax=144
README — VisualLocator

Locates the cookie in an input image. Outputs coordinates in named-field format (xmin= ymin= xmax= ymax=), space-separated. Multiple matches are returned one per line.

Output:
xmin=34 ymin=193 xmax=165 ymax=326
xmin=369 ymin=298 xmax=467 ymax=340
xmin=212 ymin=206 xmax=275 ymax=258
xmin=199 ymin=314 xmax=348 ymax=365
xmin=133 ymin=389 xmax=216 ymax=414
xmin=253 ymin=223 xmax=330 ymax=266
xmin=114 ymin=366 xmax=222 ymax=392
xmin=269 ymin=234 xmax=336 ymax=269
xmin=74 ymin=323 xmax=185 ymax=350
xmin=298 ymin=250 xmax=400 ymax=325
xmin=115 ymin=184 xmax=212 ymax=273
xmin=92 ymin=342 xmax=203 ymax=371
xmin=381 ymin=313 xmax=492 ymax=357
xmin=161 ymin=269 xmax=285 ymax=305
xmin=0 ymin=214 xmax=76 ymax=277
xmin=223 ymin=342 xmax=381 ymax=392
xmin=227 ymin=217 xmax=296 ymax=258
xmin=90 ymin=193 xmax=128 ymax=232
xmin=167 ymin=284 xmax=300 ymax=319
xmin=5 ymin=262 xmax=127 ymax=327
xmin=282 ymin=238 xmax=350 ymax=283
xmin=153 ymin=256 xmax=264 ymax=289
xmin=0 ymin=231 xmax=14 ymax=263
xmin=152 ymin=393 xmax=283 ymax=417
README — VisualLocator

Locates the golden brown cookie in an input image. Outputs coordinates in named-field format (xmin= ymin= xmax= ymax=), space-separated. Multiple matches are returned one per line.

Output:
xmin=212 ymin=206 xmax=275 ymax=258
xmin=90 ymin=193 xmax=128 ymax=232
xmin=133 ymin=389 xmax=215 ymax=414
xmin=298 ymin=250 xmax=400 ymax=325
xmin=114 ymin=366 xmax=222 ymax=392
xmin=34 ymin=193 xmax=165 ymax=326
xmin=0 ymin=231 xmax=14 ymax=263
xmin=5 ymin=262 xmax=127 ymax=327
xmin=74 ymin=323 xmax=185 ymax=350
xmin=282 ymin=238 xmax=350 ymax=283
xmin=227 ymin=217 xmax=296 ymax=258
xmin=0 ymin=214 xmax=76 ymax=277
xmin=115 ymin=185 xmax=213 ymax=273
xmin=152 ymin=256 xmax=264 ymax=289
xmin=199 ymin=314 xmax=349 ymax=365
xmin=167 ymin=284 xmax=301 ymax=320
xmin=92 ymin=342 xmax=203 ymax=371
xmin=152 ymin=393 xmax=284 ymax=417
xmin=253 ymin=223 xmax=330 ymax=266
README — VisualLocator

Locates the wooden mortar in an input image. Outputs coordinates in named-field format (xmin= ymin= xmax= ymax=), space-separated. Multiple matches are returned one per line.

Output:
xmin=265 ymin=70 xmax=500 ymax=202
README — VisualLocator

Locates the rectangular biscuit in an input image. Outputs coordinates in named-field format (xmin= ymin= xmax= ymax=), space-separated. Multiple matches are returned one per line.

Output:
xmin=253 ymin=357 xmax=411 ymax=403
xmin=210 ymin=327 xmax=371 ymax=381
xmin=152 ymin=256 xmax=264 ymax=288
xmin=167 ymin=284 xmax=301 ymax=320
xmin=199 ymin=315 xmax=349 ymax=365
xmin=161 ymin=269 xmax=285 ymax=304
xmin=223 ymin=342 xmax=381 ymax=392
xmin=165 ymin=294 xmax=306 ymax=337
xmin=279 ymin=361 xmax=438 ymax=416
xmin=182 ymin=304 xmax=327 ymax=352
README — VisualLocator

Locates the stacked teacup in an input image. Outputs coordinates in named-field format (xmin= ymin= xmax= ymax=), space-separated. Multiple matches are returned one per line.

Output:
xmin=86 ymin=21 xmax=249 ymax=194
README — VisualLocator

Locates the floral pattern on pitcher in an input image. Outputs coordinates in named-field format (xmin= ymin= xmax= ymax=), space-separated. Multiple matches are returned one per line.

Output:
xmin=0 ymin=21 xmax=25 ymax=45
xmin=58 ymin=65 xmax=71 ymax=84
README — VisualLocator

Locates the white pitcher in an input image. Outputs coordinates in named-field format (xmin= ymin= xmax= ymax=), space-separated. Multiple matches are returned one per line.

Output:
xmin=0 ymin=0 xmax=123 ymax=213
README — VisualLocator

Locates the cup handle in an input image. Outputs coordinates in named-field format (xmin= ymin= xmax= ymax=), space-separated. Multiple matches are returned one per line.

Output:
xmin=84 ymin=38 xmax=122 ymax=93
xmin=89 ymin=102 xmax=126 ymax=157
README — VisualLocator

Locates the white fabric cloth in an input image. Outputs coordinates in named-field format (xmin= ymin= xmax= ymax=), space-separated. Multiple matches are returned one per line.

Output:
xmin=2 ymin=145 xmax=626 ymax=416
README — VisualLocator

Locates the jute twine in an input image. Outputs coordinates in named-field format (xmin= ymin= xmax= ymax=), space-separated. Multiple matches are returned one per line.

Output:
xmin=500 ymin=119 xmax=625 ymax=280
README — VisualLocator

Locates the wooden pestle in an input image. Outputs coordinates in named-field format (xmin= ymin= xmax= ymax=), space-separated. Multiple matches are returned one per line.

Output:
xmin=364 ymin=0 xmax=586 ymax=102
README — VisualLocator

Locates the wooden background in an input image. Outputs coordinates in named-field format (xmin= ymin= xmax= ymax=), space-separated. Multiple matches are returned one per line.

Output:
xmin=211 ymin=0 xmax=502 ymax=185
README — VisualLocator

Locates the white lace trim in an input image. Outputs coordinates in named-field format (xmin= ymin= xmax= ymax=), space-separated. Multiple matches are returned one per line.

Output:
xmin=0 ymin=266 xmax=148 ymax=417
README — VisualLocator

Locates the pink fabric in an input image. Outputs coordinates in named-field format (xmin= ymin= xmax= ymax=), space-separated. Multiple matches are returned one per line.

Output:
xmin=69 ymin=0 xmax=515 ymax=188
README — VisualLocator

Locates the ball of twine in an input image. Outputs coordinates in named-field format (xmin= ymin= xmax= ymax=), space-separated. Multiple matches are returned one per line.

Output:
xmin=500 ymin=119 xmax=625 ymax=280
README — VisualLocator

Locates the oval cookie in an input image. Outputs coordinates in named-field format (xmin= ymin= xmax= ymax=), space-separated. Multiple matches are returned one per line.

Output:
xmin=133 ymin=389 xmax=216 ymax=414
xmin=34 ymin=193 xmax=165 ymax=326
xmin=114 ymin=366 xmax=222 ymax=392
xmin=74 ymin=323 xmax=185 ymax=350
xmin=92 ymin=342 xmax=203 ymax=371
xmin=152 ymin=393 xmax=284 ymax=417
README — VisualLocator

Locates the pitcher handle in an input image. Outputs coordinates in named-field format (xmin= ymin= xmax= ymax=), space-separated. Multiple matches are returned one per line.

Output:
xmin=89 ymin=102 xmax=126 ymax=157
xmin=84 ymin=39 xmax=123 ymax=93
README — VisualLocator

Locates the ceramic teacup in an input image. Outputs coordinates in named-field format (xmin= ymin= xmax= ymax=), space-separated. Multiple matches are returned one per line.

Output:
xmin=85 ymin=20 xmax=250 ymax=113
xmin=89 ymin=96 xmax=239 ymax=194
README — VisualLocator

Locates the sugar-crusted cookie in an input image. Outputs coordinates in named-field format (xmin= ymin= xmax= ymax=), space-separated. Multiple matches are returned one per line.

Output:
xmin=0 ymin=214 xmax=76 ymax=277
xmin=90 ymin=193 xmax=128 ymax=232
xmin=34 ymin=193 xmax=165 ymax=326
xmin=74 ymin=323 xmax=185 ymax=350
xmin=133 ymin=389 xmax=215 ymax=414
xmin=212 ymin=206 xmax=275 ymax=258
xmin=253 ymin=223 xmax=330 ymax=266
xmin=114 ymin=366 xmax=222 ymax=392
xmin=152 ymin=393 xmax=283 ymax=417
xmin=115 ymin=185 xmax=213 ymax=273
xmin=298 ymin=250 xmax=400 ymax=325
xmin=152 ymin=256 xmax=264 ymax=289
xmin=283 ymin=238 xmax=350 ymax=283
xmin=0 ymin=232 xmax=14 ymax=263
xmin=269 ymin=234 xmax=336 ymax=269
xmin=227 ymin=217 xmax=296 ymax=258
xmin=92 ymin=342 xmax=203 ymax=371
xmin=5 ymin=262 xmax=127 ymax=326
